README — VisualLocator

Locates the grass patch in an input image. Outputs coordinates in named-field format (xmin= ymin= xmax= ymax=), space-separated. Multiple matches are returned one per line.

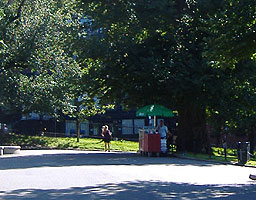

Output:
xmin=175 ymin=146 xmax=256 ymax=166
xmin=178 ymin=150 xmax=237 ymax=163
xmin=246 ymin=160 xmax=256 ymax=166
xmin=0 ymin=133 xmax=139 ymax=152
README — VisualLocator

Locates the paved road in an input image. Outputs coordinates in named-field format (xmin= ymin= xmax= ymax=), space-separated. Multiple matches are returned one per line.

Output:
xmin=0 ymin=150 xmax=256 ymax=199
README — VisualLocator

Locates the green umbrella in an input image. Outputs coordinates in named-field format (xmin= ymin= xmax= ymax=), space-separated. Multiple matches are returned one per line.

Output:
xmin=136 ymin=104 xmax=174 ymax=117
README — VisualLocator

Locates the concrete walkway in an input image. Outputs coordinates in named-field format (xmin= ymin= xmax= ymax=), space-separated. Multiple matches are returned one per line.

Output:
xmin=0 ymin=150 xmax=256 ymax=199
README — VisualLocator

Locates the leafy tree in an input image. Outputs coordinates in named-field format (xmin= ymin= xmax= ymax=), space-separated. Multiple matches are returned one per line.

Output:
xmin=0 ymin=0 xmax=113 ymax=141
xmin=78 ymin=0 xmax=256 ymax=152
xmin=0 ymin=0 xmax=78 ymax=112
xmin=206 ymin=0 xmax=256 ymax=65
xmin=77 ymin=0 xmax=212 ymax=152
xmin=207 ymin=60 xmax=256 ymax=152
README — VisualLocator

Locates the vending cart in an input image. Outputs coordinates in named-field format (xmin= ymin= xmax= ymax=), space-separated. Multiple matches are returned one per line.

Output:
xmin=139 ymin=129 xmax=161 ymax=157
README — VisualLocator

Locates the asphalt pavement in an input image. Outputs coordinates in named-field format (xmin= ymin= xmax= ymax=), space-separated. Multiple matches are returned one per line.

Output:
xmin=0 ymin=150 xmax=256 ymax=199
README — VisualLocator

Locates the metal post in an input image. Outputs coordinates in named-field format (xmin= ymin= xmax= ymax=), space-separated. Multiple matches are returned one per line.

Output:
xmin=224 ymin=147 xmax=227 ymax=161
xmin=154 ymin=116 xmax=157 ymax=127
xmin=55 ymin=116 xmax=57 ymax=137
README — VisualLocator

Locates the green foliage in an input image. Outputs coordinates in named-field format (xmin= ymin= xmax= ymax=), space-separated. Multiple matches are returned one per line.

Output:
xmin=79 ymin=1 xmax=179 ymax=107
xmin=206 ymin=0 xmax=256 ymax=65
xmin=79 ymin=0 xmax=240 ymax=109
xmin=0 ymin=0 xmax=110 ymax=121
xmin=207 ymin=60 xmax=256 ymax=134
xmin=0 ymin=0 xmax=79 ymax=113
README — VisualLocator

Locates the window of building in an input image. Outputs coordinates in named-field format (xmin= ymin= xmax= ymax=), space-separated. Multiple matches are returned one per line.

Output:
xmin=122 ymin=119 xmax=133 ymax=135
xmin=134 ymin=119 xmax=145 ymax=134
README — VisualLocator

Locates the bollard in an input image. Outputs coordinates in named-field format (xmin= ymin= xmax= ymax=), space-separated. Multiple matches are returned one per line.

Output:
xmin=0 ymin=146 xmax=4 ymax=156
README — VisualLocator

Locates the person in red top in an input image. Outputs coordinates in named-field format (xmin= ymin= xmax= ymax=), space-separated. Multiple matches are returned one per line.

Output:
xmin=101 ymin=125 xmax=112 ymax=152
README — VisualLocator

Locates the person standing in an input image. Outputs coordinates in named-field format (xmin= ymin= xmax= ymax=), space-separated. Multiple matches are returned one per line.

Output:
xmin=157 ymin=120 xmax=168 ymax=139
xmin=101 ymin=125 xmax=112 ymax=152
xmin=156 ymin=120 xmax=168 ymax=154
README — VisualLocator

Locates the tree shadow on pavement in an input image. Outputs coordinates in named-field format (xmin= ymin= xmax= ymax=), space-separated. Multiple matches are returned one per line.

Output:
xmin=1 ymin=181 xmax=256 ymax=200
xmin=0 ymin=151 xmax=221 ymax=170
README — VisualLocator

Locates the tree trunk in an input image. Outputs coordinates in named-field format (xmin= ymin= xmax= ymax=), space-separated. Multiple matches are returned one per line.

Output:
xmin=249 ymin=126 xmax=255 ymax=154
xmin=76 ymin=119 xmax=81 ymax=143
xmin=216 ymin=117 xmax=224 ymax=148
xmin=176 ymin=103 xmax=209 ymax=153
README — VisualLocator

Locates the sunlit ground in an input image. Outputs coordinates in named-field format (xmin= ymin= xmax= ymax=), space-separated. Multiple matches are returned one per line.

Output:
xmin=0 ymin=150 xmax=256 ymax=199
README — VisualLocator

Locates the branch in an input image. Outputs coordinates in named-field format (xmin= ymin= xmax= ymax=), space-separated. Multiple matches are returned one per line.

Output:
xmin=7 ymin=0 xmax=26 ymax=25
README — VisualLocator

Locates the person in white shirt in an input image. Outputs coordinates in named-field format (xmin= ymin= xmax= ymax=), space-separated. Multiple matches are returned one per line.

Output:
xmin=157 ymin=120 xmax=168 ymax=139
xmin=157 ymin=120 xmax=168 ymax=154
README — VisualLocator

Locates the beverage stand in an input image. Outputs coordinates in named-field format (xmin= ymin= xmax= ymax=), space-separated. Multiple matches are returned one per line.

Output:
xmin=139 ymin=129 xmax=161 ymax=157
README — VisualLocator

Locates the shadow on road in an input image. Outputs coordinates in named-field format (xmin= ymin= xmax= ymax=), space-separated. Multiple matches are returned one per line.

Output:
xmin=1 ymin=181 xmax=256 ymax=200
xmin=0 ymin=151 xmax=221 ymax=170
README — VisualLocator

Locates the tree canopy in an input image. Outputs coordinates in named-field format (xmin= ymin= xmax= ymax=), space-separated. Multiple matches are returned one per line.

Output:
xmin=0 ymin=0 xmax=114 ymax=142
xmin=77 ymin=0 xmax=256 ymax=152
xmin=206 ymin=0 xmax=256 ymax=65
xmin=0 ymin=0 xmax=103 ymax=118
